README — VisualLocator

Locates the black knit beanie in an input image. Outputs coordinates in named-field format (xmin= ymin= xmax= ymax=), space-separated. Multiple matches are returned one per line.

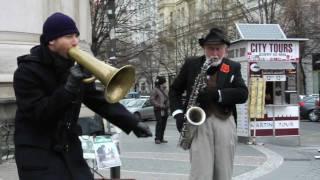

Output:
xmin=40 ymin=12 xmax=79 ymax=45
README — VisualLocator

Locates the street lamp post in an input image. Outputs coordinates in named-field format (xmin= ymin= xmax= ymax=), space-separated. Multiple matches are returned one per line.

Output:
xmin=107 ymin=0 xmax=116 ymax=64
xmin=106 ymin=0 xmax=120 ymax=179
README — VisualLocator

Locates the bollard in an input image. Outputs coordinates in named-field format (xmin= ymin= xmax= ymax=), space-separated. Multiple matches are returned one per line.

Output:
xmin=104 ymin=118 xmax=121 ymax=179
xmin=110 ymin=166 xmax=120 ymax=178
xmin=110 ymin=132 xmax=121 ymax=179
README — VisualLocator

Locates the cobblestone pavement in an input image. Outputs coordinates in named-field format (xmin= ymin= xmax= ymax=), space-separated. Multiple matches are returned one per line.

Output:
xmin=0 ymin=118 xmax=281 ymax=180
xmin=254 ymin=120 xmax=320 ymax=180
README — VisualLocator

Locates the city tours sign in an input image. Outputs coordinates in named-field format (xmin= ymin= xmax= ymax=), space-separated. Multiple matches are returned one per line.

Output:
xmin=247 ymin=41 xmax=300 ymax=62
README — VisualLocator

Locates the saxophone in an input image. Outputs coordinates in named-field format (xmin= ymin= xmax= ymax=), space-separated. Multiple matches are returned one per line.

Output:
xmin=178 ymin=58 xmax=214 ymax=150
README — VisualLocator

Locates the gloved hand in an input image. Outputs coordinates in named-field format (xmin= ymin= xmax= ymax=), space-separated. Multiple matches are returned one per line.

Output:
xmin=133 ymin=122 xmax=152 ymax=138
xmin=174 ymin=113 xmax=185 ymax=132
xmin=64 ymin=64 xmax=90 ymax=94
xmin=196 ymin=87 xmax=219 ymax=107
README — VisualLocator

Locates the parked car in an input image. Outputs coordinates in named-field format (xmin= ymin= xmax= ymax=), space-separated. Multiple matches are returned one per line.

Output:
xmin=140 ymin=95 xmax=150 ymax=99
xmin=119 ymin=98 xmax=134 ymax=106
xmin=120 ymin=98 xmax=155 ymax=121
xmin=125 ymin=92 xmax=140 ymax=99
xmin=298 ymin=95 xmax=319 ymax=121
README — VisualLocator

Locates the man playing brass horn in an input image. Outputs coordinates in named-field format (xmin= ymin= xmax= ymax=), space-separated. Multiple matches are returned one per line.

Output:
xmin=13 ymin=12 xmax=152 ymax=180
xmin=169 ymin=27 xmax=248 ymax=180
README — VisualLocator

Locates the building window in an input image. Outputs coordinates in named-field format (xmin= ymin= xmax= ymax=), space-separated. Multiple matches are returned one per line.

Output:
xmin=311 ymin=3 xmax=319 ymax=24
xmin=181 ymin=7 xmax=185 ymax=22
xmin=177 ymin=9 xmax=181 ymax=25
xmin=141 ymin=82 xmax=146 ymax=91
xmin=240 ymin=48 xmax=246 ymax=57
xmin=159 ymin=13 xmax=164 ymax=27
xmin=228 ymin=49 xmax=235 ymax=58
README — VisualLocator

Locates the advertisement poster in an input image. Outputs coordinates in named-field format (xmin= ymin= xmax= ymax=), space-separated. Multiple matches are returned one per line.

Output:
xmin=79 ymin=136 xmax=95 ymax=159
xmin=79 ymin=135 xmax=121 ymax=169
xmin=94 ymin=136 xmax=121 ymax=169
xmin=249 ymin=77 xmax=266 ymax=118
xmin=236 ymin=61 xmax=250 ymax=137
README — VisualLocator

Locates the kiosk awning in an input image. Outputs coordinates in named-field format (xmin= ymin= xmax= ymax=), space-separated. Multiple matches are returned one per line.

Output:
xmin=236 ymin=24 xmax=286 ymax=40
xmin=257 ymin=61 xmax=295 ymax=70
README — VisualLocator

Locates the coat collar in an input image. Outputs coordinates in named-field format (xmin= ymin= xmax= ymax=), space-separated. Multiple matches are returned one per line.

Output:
xmin=17 ymin=45 xmax=74 ymax=82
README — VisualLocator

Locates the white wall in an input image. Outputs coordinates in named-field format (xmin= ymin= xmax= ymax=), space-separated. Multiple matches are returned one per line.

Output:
xmin=0 ymin=0 xmax=92 ymax=75
xmin=0 ymin=0 xmax=44 ymax=33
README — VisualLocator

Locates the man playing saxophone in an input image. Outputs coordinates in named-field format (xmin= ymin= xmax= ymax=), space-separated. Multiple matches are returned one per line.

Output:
xmin=169 ymin=27 xmax=248 ymax=180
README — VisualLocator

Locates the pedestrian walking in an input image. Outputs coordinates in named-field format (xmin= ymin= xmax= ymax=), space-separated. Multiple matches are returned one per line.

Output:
xmin=150 ymin=76 xmax=169 ymax=144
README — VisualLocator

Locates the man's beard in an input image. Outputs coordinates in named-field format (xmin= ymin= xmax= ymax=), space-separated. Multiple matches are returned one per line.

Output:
xmin=206 ymin=56 xmax=223 ymax=67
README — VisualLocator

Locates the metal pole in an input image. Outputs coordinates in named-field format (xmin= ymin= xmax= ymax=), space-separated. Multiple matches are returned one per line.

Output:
xmin=175 ymin=28 xmax=178 ymax=74
xmin=297 ymin=62 xmax=301 ymax=146
xmin=272 ymin=105 xmax=275 ymax=137
xmin=110 ymin=140 xmax=120 ymax=178
xmin=104 ymin=128 xmax=121 ymax=179
xmin=0 ymin=122 xmax=3 ymax=164
xmin=253 ymin=118 xmax=257 ymax=145
xmin=111 ymin=166 xmax=120 ymax=178
xmin=106 ymin=1 xmax=121 ymax=177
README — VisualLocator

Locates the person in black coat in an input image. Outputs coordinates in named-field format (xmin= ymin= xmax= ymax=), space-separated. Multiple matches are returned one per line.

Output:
xmin=169 ymin=27 xmax=248 ymax=180
xmin=13 ymin=12 xmax=152 ymax=180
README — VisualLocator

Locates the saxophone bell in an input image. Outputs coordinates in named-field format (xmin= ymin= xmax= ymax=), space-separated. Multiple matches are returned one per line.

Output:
xmin=186 ymin=106 xmax=206 ymax=126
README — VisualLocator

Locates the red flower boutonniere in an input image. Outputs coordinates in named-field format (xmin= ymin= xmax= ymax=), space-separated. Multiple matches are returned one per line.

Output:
xmin=220 ymin=63 xmax=230 ymax=73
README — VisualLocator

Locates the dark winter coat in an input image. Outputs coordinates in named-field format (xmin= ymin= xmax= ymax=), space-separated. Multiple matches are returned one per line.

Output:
xmin=13 ymin=45 xmax=138 ymax=179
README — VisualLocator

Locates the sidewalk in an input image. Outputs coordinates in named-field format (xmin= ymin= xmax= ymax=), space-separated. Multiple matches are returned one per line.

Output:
xmin=0 ymin=121 xmax=283 ymax=180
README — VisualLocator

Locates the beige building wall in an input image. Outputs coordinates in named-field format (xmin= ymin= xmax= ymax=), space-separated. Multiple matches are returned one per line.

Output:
xmin=158 ymin=0 xmax=176 ymax=29
xmin=157 ymin=0 xmax=264 ymax=74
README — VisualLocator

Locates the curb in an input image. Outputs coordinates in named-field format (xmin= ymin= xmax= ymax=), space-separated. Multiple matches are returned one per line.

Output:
xmin=233 ymin=145 xmax=283 ymax=180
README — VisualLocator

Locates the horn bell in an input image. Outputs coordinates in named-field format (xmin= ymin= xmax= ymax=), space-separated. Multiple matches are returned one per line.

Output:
xmin=105 ymin=65 xmax=135 ymax=103
xmin=68 ymin=47 xmax=135 ymax=103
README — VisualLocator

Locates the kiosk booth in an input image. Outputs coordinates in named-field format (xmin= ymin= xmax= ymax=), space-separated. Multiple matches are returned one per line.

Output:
xmin=229 ymin=24 xmax=308 ymax=142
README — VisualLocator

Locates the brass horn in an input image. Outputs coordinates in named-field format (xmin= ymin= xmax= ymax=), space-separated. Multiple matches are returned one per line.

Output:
xmin=68 ymin=47 xmax=135 ymax=103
